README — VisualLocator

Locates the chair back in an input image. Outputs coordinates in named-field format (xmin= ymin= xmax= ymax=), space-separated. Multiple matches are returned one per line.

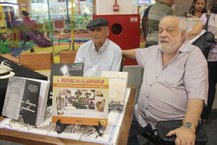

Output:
xmin=19 ymin=52 xmax=53 ymax=70
xmin=59 ymin=51 xmax=77 ymax=63
xmin=122 ymin=65 xmax=144 ymax=103
xmin=0 ymin=54 xmax=19 ymax=64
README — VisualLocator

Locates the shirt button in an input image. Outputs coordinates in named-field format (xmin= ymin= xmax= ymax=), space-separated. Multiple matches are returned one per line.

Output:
xmin=146 ymin=96 xmax=148 ymax=98
xmin=156 ymin=76 xmax=158 ymax=79
xmin=145 ymin=108 xmax=148 ymax=110
xmin=150 ymin=84 xmax=152 ymax=87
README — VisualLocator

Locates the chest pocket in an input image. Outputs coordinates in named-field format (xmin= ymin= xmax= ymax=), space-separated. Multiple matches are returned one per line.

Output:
xmin=99 ymin=62 xmax=111 ymax=70
xmin=164 ymin=69 xmax=185 ymax=87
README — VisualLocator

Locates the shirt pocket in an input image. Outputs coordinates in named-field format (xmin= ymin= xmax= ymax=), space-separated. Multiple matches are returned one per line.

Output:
xmin=164 ymin=70 xmax=184 ymax=87
xmin=99 ymin=63 xmax=111 ymax=71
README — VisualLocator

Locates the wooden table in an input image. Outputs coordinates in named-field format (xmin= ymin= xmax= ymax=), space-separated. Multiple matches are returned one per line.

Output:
xmin=0 ymin=88 xmax=136 ymax=145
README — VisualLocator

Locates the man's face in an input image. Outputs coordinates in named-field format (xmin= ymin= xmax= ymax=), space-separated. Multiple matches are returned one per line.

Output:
xmin=158 ymin=17 xmax=184 ymax=54
xmin=88 ymin=26 xmax=108 ymax=45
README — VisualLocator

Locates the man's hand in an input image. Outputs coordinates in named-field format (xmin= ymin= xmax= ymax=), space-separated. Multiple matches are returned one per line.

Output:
xmin=167 ymin=127 xmax=196 ymax=145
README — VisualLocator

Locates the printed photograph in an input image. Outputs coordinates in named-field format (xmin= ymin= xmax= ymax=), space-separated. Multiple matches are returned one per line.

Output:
xmin=56 ymin=88 xmax=105 ymax=115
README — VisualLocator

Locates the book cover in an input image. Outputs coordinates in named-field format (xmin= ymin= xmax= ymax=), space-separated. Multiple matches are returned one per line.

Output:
xmin=19 ymin=79 xmax=41 ymax=126
xmin=50 ymin=63 xmax=84 ymax=92
xmin=52 ymin=76 xmax=109 ymax=126
xmin=2 ymin=76 xmax=50 ymax=127
xmin=50 ymin=63 xmax=83 ymax=80
xmin=101 ymin=71 xmax=128 ymax=106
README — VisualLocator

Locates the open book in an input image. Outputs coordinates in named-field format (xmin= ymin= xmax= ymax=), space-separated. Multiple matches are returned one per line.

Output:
xmin=2 ymin=76 xmax=50 ymax=127
xmin=52 ymin=76 xmax=109 ymax=126
xmin=101 ymin=71 xmax=128 ymax=108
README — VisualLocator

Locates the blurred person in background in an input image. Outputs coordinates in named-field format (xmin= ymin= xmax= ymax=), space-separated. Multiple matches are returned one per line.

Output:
xmin=141 ymin=0 xmax=158 ymax=41
xmin=20 ymin=10 xmax=32 ymax=44
xmin=21 ymin=10 xmax=32 ymax=26
xmin=187 ymin=2 xmax=217 ymax=124
xmin=145 ymin=0 xmax=175 ymax=47
xmin=189 ymin=0 xmax=207 ymax=17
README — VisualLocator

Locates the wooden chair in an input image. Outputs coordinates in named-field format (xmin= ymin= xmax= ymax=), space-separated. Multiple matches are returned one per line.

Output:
xmin=0 ymin=54 xmax=19 ymax=64
xmin=122 ymin=65 xmax=144 ymax=103
xmin=19 ymin=52 xmax=53 ymax=70
xmin=59 ymin=51 xmax=77 ymax=63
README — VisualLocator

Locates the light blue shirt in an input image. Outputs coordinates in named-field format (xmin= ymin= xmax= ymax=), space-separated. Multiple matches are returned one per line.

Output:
xmin=74 ymin=38 xmax=122 ymax=76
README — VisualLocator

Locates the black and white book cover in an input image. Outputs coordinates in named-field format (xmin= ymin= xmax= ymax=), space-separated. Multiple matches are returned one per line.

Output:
xmin=2 ymin=76 xmax=50 ymax=127
xmin=50 ymin=63 xmax=83 ymax=77
xmin=50 ymin=63 xmax=84 ymax=89
xmin=101 ymin=71 xmax=128 ymax=110
xmin=19 ymin=80 xmax=40 ymax=126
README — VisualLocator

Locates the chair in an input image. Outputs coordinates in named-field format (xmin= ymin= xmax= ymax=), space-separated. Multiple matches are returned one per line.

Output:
xmin=59 ymin=51 xmax=77 ymax=63
xmin=122 ymin=65 xmax=144 ymax=103
xmin=142 ymin=120 xmax=208 ymax=145
xmin=19 ymin=52 xmax=53 ymax=70
xmin=0 ymin=54 xmax=19 ymax=64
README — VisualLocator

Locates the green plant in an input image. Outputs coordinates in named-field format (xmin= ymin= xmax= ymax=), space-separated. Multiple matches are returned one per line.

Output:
xmin=0 ymin=40 xmax=9 ymax=54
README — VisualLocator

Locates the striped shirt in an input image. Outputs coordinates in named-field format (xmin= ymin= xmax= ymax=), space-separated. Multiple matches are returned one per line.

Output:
xmin=146 ymin=1 xmax=175 ymax=45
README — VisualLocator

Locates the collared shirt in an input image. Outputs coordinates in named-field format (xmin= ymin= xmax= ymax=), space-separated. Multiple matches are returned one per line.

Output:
xmin=74 ymin=38 xmax=122 ymax=76
xmin=135 ymin=41 xmax=208 ymax=128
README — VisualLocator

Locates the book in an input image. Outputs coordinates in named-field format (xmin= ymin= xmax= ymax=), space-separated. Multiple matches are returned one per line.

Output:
xmin=52 ymin=76 xmax=109 ymax=126
xmin=2 ymin=76 xmax=50 ymax=127
xmin=101 ymin=71 xmax=128 ymax=107
xmin=50 ymin=63 xmax=84 ymax=91
xmin=0 ymin=89 xmax=131 ymax=145
xmin=50 ymin=63 xmax=83 ymax=79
